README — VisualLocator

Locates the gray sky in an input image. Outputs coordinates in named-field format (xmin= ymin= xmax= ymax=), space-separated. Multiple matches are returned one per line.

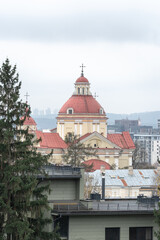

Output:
xmin=0 ymin=0 xmax=160 ymax=114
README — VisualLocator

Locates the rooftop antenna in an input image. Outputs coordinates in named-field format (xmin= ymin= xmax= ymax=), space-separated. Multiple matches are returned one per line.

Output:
xmin=80 ymin=63 xmax=86 ymax=77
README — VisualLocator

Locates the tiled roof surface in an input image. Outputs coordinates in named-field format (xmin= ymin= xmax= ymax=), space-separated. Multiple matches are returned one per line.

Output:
xmin=36 ymin=131 xmax=68 ymax=149
xmin=59 ymin=95 xmax=106 ymax=114
xmin=21 ymin=116 xmax=37 ymax=126
xmin=84 ymin=159 xmax=111 ymax=172
xmin=107 ymin=132 xmax=135 ymax=149
xmin=89 ymin=169 xmax=157 ymax=187
xmin=79 ymin=133 xmax=92 ymax=141
xmin=76 ymin=76 xmax=89 ymax=83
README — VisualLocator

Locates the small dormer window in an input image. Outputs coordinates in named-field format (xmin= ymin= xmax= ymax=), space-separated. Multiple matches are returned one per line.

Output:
xmin=100 ymin=108 xmax=103 ymax=114
xmin=67 ymin=108 xmax=73 ymax=114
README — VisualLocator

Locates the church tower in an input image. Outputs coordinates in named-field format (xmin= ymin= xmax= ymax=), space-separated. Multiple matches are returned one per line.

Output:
xmin=57 ymin=66 xmax=107 ymax=139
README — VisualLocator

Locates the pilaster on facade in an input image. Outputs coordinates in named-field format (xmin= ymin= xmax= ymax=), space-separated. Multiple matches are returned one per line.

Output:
xmin=114 ymin=157 xmax=119 ymax=169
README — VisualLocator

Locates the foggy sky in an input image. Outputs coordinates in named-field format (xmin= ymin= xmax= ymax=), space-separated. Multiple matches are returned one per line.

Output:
xmin=0 ymin=0 xmax=160 ymax=114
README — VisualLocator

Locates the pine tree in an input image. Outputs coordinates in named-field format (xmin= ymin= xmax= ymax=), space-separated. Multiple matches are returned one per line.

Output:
xmin=154 ymin=203 xmax=160 ymax=240
xmin=62 ymin=132 xmax=97 ymax=168
xmin=0 ymin=59 xmax=54 ymax=240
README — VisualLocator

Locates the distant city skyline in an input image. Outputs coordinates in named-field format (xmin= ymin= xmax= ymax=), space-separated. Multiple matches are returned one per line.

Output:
xmin=0 ymin=0 xmax=160 ymax=114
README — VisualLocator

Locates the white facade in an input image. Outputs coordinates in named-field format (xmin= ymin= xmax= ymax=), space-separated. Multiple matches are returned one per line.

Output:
xmin=134 ymin=134 xmax=160 ymax=165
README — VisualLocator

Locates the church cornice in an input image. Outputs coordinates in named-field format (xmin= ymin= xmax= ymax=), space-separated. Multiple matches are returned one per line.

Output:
xmin=57 ymin=116 xmax=108 ymax=120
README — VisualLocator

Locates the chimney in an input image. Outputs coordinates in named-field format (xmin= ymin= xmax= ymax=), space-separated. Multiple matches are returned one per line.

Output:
xmin=100 ymin=165 xmax=105 ymax=200
xmin=128 ymin=166 xmax=133 ymax=176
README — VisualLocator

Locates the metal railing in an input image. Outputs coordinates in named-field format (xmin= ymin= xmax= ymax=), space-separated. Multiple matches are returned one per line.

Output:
xmin=39 ymin=165 xmax=81 ymax=177
xmin=53 ymin=200 xmax=158 ymax=212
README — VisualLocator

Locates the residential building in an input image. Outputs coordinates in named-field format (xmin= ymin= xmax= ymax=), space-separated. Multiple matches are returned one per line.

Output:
xmin=134 ymin=134 xmax=160 ymax=165
xmin=43 ymin=165 xmax=158 ymax=240
xmin=115 ymin=119 xmax=140 ymax=133
xmin=86 ymin=167 xmax=159 ymax=199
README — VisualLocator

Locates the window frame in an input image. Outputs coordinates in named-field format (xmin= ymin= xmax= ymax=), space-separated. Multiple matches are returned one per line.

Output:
xmin=105 ymin=227 xmax=120 ymax=240
xmin=67 ymin=108 xmax=74 ymax=114
xmin=129 ymin=227 xmax=153 ymax=240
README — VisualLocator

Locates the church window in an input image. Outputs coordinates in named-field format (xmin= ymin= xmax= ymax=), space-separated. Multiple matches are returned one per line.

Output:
xmin=82 ymin=88 xmax=85 ymax=95
xmin=68 ymin=109 xmax=72 ymax=114
xmin=100 ymin=108 xmax=103 ymax=114
xmin=67 ymin=108 xmax=73 ymax=114
xmin=78 ymin=87 xmax=80 ymax=95
xmin=94 ymin=144 xmax=97 ymax=147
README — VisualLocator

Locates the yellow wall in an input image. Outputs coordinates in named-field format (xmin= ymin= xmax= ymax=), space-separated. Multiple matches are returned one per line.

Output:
xmin=57 ymin=113 xmax=107 ymax=139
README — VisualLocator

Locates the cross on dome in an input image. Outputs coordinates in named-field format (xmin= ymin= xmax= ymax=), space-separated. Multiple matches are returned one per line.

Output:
xmin=24 ymin=92 xmax=30 ymax=103
xmin=80 ymin=64 xmax=86 ymax=77
xmin=94 ymin=92 xmax=99 ymax=99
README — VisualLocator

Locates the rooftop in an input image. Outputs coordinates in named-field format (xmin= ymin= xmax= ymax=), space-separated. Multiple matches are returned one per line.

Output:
xmin=88 ymin=169 xmax=157 ymax=187
xmin=36 ymin=131 xmax=68 ymax=149
xmin=52 ymin=199 xmax=158 ymax=216
xmin=38 ymin=165 xmax=82 ymax=179
xmin=58 ymin=95 xmax=106 ymax=115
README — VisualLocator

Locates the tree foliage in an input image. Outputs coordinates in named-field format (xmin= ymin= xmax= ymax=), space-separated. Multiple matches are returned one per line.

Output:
xmin=154 ymin=202 xmax=160 ymax=239
xmin=0 ymin=59 xmax=54 ymax=240
xmin=132 ymin=141 xmax=148 ymax=168
xmin=62 ymin=132 xmax=97 ymax=168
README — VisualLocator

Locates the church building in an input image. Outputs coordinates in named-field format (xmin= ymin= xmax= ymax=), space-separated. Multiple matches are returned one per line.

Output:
xmin=23 ymin=67 xmax=135 ymax=169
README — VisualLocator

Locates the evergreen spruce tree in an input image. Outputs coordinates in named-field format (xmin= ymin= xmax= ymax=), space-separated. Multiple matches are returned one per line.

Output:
xmin=154 ymin=203 xmax=160 ymax=240
xmin=62 ymin=132 xmax=97 ymax=168
xmin=0 ymin=59 xmax=54 ymax=240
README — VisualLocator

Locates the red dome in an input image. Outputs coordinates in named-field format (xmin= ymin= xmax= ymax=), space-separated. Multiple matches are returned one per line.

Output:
xmin=59 ymin=95 xmax=105 ymax=114
xmin=84 ymin=159 xmax=111 ymax=172
xmin=76 ymin=76 xmax=89 ymax=83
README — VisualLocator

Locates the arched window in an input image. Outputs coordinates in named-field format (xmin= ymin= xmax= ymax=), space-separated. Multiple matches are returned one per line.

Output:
xmin=78 ymin=87 xmax=80 ymax=95
xmin=82 ymin=88 xmax=85 ymax=95
xmin=67 ymin=108 xmax=74 ymax=114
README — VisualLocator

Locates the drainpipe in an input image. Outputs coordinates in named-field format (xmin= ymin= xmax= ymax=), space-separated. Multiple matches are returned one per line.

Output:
xmin=101 ymin=165 xmax=106 ymax=200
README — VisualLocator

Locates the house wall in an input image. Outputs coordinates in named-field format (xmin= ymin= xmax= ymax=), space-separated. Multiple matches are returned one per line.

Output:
xmin=69 ymin=215 xmax=157 ymax=240
xmin=42 ymin=179 xmax=80 ymax=201
xmin=105 ymin=187 xmax=140 ymax=198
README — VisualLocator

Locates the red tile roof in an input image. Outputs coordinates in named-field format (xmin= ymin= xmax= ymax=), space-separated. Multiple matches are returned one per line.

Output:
xmin=84 ymin=159 xmax=111 ymax=172
xmin=76 ymin=76 xmax=89 ymax=83
xmin=36 ymin=131 xmax=68 ymax=149
xmin=107 ymin=132 xmax=135 ymax=149
xmin=59 ymin=95 xmax=105 ymax=114
xmin=21 ymin=116 xmax=37 ymax=126
xmin=79 ymin=132 xmax=92 ymax=141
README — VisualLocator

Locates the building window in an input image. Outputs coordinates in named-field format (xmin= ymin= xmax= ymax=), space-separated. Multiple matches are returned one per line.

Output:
xmin=78 ymin=87 xmax=80 ymax=95
xmin=129 ymin=227 xmax=152 ymax=240
xmin=94 ymin=144 xmax=97 ymax=147
xmin=67 ymin=108 xmax=73 ymax=114
xmin=100 ymin=108 xmax=103 ymax=114
xmin=55 ymin=216 xmax=69 ymax=239
xmin=82 ymin=87 xmax=85 ymax=95
xmin=105 ymin=228 xmax=120 ymax=240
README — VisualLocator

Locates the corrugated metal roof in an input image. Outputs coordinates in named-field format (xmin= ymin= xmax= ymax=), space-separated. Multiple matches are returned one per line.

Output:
xmin=87 ymin=169 xmax=157 ymax=187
